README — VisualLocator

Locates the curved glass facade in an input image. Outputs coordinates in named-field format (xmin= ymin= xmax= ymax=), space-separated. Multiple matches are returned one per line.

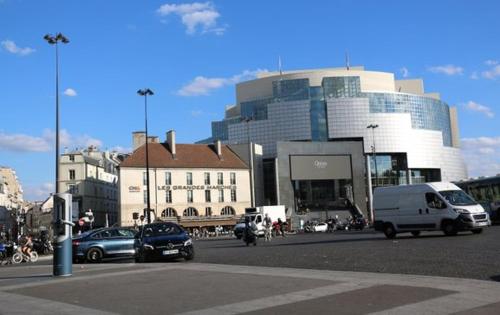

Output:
xmin=212 ymin=75 xmax=453 ymax=147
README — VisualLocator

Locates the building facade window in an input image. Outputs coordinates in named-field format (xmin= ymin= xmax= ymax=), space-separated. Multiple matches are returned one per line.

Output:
xmin=69 ymin=155 xmax=75 ymax=162
xmin=166 ymin=190 xmax=172 ymax=203
xmin=165 ymin=172 xmax=171 ymax=185
xmin=205 ymin=190 xmax=211 ymax=202
xmin=230 ymin=172 xmax=236 ymax=185
xmin=231 ymin=188 xmax=237 ymax=202
xmin=217 ymin=172 xmax=223 ymax=185
xmin=221 ymin=206 xmax=235 ymax=216
xmin=143 ymin=190 xmax=148 ymax=204
xmin=205 ymin=207 xmax=212 ymax=216
xmin=69 ymin=169 xmax=75 ymax=180
xmin=186 ymin=172 xmax=193 ymax=185
xmin=161 ymin=207 xmax=177 ymax=218
xmin=143 ymin=172 xmax=147 ymax=185
xmin=204 ymin=172 xmax=211 ymax=185
xmin=68 ymin=184 xmax=78 ymax=195
xmin=218 ymin=189 xmax=224 ymax=202
xmin=187 ymin=190 xmax=193 ymax=203
xmin=0 ymin=183 xmax=4 ymax=194
xmin=183 ymin=207 xmax=198 ymax=217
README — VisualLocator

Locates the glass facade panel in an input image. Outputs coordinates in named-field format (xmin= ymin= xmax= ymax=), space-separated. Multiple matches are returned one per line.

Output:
xmin=294 ymin=179 xmax=353 ymax=213
xmin=309 ymin=86 xmax=328 ymax=141
xmin=212 ymin=117 xmax=241 ymax=141
xmin=366 ymin=92 xmax=452 ymax=146
xmin=272 ymin=78 xmax=310 ymax=102
xmin=241 ymin=98 xmax=272 ymax=120
xmin=322 ymin=76 xmax=361 ymax=98
xmin=369 ymin=153 xmax=408 ymax=187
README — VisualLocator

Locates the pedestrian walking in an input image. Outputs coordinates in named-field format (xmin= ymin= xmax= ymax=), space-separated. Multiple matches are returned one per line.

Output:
xmin=263 ymin=214 xmax=272 ymax=242
xmin=277 ymin=218 xmax=286 ymax=237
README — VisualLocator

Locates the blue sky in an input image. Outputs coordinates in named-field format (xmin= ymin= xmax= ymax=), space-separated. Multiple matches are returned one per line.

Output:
xmin=1 ymin=0 xmax=499 ymax=200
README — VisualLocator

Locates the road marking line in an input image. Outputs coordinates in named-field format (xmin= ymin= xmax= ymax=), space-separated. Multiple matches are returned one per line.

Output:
xmin=368 ymin=292 xmax=498 ymax=315
xmin=176 ymin=282 xmax=376 ymax=315
xmin=0 ymin=291 xmax=118 ymax=315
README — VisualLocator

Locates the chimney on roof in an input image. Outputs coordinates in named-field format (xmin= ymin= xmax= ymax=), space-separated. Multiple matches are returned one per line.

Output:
xmin=149 ymin=136 xmax=159 ymax=144
xmin=132 ymin=131 xmax=146 ymax=150
xmin=215 ymin=140 xmax=223 ymax=160
xmin=166 ymin=130 xmax=176 ymax=159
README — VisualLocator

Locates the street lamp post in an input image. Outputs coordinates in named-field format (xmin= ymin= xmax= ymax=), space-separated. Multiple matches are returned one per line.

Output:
xmin=137 ymin=88 xmax=154 ymax=224
xmin=44 ymin=33 xmax=69 ymax=194
xmin=367 ymin=124 xmax=379 ymax=187
xmin=243 ymin=116 xmax=255 ymax=207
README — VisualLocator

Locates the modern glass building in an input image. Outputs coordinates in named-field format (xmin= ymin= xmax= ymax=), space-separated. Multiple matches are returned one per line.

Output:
xmin=204 ymin=66 xmax=467 ymax=207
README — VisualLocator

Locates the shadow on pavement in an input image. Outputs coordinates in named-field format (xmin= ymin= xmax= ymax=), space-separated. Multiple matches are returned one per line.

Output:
xmin=491 ymin=275 xmax=500 ymax=282
xmin=0 ymin=274 xmax=52 ymax=280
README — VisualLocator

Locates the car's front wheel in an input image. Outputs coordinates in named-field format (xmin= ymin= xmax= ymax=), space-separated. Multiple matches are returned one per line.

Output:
xmin=383 ymin=223 xmax=396 ymax=239
xmin=86 ymin=248 xmax=103 ymax=263
xmin=184 ymin=247 xmax=194 ymax=261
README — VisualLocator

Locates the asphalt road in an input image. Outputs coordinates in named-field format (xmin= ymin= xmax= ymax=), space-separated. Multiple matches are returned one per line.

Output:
xmin=192 ymin=225 xmax=500 ymax=281
xmin=9 ymin=225 xmax=500 ymax=281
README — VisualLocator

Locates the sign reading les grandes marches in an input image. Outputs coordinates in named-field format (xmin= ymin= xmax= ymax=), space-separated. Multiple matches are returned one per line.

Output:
xmin=158 ymin=185 xmax=236 ymax=190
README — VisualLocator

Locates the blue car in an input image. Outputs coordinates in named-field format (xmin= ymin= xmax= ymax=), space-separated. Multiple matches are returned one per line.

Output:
xmin=72 ymin=227 xmax=137 ymax=263
xmin=134 ymin=222 xmax=194 ymax=262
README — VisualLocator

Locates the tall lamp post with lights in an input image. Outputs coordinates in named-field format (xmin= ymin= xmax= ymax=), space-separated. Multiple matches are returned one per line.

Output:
xmin=45 ymin=33 xmax=74 ymax=277
xmin=366 ymin=124 xmax=379 ymax=187
xmin=44 ymin=33 xmax=69 ymax=194
xmin=138 ymin=88 xmax=154 ymax=224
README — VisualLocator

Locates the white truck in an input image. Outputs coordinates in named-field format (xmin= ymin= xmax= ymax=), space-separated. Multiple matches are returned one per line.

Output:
xmin=374 ymin=182 xmax=491 ymax=239
xmin=233 ymin=206 xmax=286 ymax=238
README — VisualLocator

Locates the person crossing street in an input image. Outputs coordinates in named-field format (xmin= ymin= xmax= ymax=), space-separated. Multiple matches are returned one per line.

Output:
xmin=263 ymin=213 xmax=272 ymax=242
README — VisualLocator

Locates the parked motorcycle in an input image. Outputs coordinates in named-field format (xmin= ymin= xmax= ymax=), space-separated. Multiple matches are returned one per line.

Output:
xmin=33 ymin=238 xmax=53 ymax=255
xmin=347 ymin=216 xmax=365 ymax=230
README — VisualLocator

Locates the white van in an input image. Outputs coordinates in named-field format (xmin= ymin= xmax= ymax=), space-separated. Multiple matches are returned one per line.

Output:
xmin=373 ymin=182 xmax=490 ymax=239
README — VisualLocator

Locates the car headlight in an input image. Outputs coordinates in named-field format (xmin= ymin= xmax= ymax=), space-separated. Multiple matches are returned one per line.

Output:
xmin=183 ymin=239 xmax=192 ymax=246
xmin=142 ymin=243 xmax=154 ymax=250
xmin=453 ymin=208 xmax=470 ymax=214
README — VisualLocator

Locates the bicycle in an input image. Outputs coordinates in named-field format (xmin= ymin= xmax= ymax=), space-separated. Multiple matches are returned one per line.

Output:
xmin=12 ymin=246 xmax=38 ymax=264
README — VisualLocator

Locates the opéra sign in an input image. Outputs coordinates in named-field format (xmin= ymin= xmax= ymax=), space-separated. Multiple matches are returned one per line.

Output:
xmin=157 ymin=185 xmax=236 ymax=191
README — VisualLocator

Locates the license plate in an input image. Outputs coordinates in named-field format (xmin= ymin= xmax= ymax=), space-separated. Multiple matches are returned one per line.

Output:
xmin=162 ymin=249 xmax=179 ymax=255
xmin=477 ymin=222 xmax=488 ymax=226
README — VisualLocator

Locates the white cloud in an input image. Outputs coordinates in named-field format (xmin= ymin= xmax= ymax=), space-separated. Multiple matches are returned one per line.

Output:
xmin=64 ymin=88 xmax=77 ymax=97
xmin=461 ymin=136 xmax=500 ymax=177
xmin=399 ymin=67 xmax=409 ymax=78
xmin=464 ymin=101 xmax=495 ymax=118
xmin=109 ymin=146 xmax=132 ymax=153
xmin=470 ymin=71 xmax=479 ymax=80
xmin=23 ymin=182 xmax=54 ymax=201
xmin=0 ymin=132 xmax=52 ymax=152
xmin=177 ymin=69 xmax=268 ymax=96
xmin=0 ymin=129 xmax=102 ymax=152
xmin=1 ymin=39 xmax=35 ymax=56
xmin=485 ymin=60 xmax=498 ymax=66
xmin=190 ymin=110 xmax=203 ymax=117
xmin=157 ymin=2 xmax=225 ymax=35
xmin=427 ymin=64 xmax=464 ymax=76
xmin=482 ymin=65 xmax=500 ymax=79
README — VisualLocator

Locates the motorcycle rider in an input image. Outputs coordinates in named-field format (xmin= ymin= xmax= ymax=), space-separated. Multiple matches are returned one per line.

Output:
xmin=243 ymin=216 xmax=258 ymax=245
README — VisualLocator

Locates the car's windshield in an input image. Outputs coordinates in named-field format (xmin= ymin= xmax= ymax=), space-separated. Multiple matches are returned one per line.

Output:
xmin=145 ymin=223 xmax=181 ymax=236
xmin=439 ymin=190 xmax=477 ymax=206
